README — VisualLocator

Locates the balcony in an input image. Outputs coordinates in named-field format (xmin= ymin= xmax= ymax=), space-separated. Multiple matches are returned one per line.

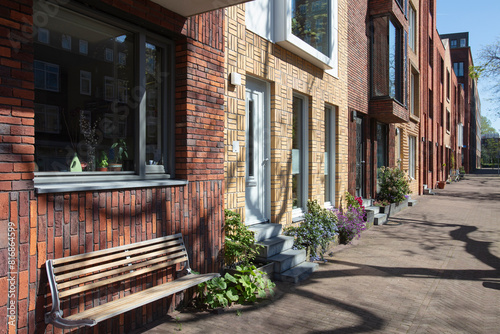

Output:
xmin=369 ymin=98 xmax=409 ymax=123
xmin=151 ymin=0 xmax=251 ymax=17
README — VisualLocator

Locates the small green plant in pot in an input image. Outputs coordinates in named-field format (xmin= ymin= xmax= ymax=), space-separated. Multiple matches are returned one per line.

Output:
xmin=109 ymin=139 xmax=128 ymax=171
xmin=97 ymin=151 xmax=108 ymax=171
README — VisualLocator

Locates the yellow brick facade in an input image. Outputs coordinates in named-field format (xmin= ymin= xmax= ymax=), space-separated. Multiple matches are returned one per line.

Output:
xmin=224 ymin=2 xmax=349 ymax=227
xmin=398 ymin=0 xmax=420 ymax=196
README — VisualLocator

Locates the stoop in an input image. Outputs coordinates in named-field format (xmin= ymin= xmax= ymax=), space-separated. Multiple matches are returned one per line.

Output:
xmin=250 ymin=223 xmax=318 ymax=283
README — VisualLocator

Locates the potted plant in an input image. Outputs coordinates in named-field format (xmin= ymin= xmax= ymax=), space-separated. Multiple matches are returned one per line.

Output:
xmin=109 ymin=139 xmax=128 ymax=171
xmin=438 ymin=163 xmax=446 ymax=188
xmin=96 ymin=151 xmax=108 ymax=171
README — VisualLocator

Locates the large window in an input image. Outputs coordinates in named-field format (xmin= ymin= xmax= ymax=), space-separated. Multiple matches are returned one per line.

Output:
xmin=371 ymin=16 xmax=403 ymax=103
xmin=292 ymin=95 xmax=308 ymax=216
xmin=246 ymin=0 xmax=338 ymax=74
xmin=33 ymin=2 xmax=173 ymax=179
xmin=291 ymin=0 xmax=329 ymax=55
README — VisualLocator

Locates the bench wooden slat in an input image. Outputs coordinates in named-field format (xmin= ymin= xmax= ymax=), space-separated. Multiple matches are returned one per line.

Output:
xmin=53 ymin=238 xmax=184 ymax=274
xmin=55 ymin=245 xmax=186 ymax=282
xmin=65 ymin=273 xmax=218 ymax=324
xmin=59 ymin=256 xmax=188 ymax=298
xmin=56 ymin=252 xmax=186 ymax=290
xmin=52 ymin=233 xmax=183 ymax=266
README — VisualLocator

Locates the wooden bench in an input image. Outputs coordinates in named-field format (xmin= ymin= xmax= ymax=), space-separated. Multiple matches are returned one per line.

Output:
xmin=45 ymin=233 xmax=219 ymax=329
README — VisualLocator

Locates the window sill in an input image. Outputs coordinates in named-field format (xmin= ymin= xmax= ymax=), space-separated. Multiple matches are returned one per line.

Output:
xmin=35 ymin=177 xmax=188 ymax=194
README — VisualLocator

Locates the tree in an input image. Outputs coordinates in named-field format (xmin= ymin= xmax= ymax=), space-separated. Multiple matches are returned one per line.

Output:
xmin=481 ymin=116 xmax=498 ymax=135
xmin=475 ymin=38 xmax=500 ymax=111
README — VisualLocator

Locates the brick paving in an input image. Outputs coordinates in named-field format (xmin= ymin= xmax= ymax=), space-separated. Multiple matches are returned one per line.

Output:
xmin=137 ymin=175 xmax=500 ymax=334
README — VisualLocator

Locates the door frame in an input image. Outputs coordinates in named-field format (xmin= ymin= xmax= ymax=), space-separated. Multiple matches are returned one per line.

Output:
xmin=244 ymin=77 xmax=271 ymax=225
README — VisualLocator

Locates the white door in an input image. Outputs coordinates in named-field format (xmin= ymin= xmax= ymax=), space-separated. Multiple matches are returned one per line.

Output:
xmin=245 ymin=78 xmax=270 ymax=225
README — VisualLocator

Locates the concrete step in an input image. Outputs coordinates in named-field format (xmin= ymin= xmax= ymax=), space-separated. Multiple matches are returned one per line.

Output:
xmin=374 ymin=213 xmax=388 ymax=225
xmin=274 ymin=261 xmax=319 ymax=284
xmin=248 ymin=223 xmax=282 ymax=242
xmin=362 ymin=198 xmax=373 ymax=207
xmin=265 ymin=248 xmax=307 ymax=273
xmin=408 ymin=199 xmax=418 ymax=207
xmin=255 ymin=235 xmax=295 ymax=258
xmin=365 ymin=206 xmax=380 ymax=214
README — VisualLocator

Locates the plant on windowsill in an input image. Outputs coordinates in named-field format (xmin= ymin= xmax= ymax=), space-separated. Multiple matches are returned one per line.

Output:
xmin=96 ymin=151 xmax=108 ymax=171
xmin=109 ymin=139 xmax=128 ymax=171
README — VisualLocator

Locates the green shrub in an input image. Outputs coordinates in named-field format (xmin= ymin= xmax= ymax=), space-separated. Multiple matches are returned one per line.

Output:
xmin=224 ymin=209 xmax=262 ymax=267
xmin=377 ymin=166 xmax=411 ymax=203
xmin=197 ymin=265 xmax=275 ymax=309
xmin=283 ymin=200 xmax=338 ymax=261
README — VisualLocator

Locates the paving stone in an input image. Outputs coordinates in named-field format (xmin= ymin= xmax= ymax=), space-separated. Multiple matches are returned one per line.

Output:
xmin=138 ymin=176 xmax=500 ymax=334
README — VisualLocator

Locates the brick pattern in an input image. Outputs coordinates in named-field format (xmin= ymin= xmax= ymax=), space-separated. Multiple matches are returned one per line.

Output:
xmin=0 ymin=1 xmax=226 ymax=333
xmin=419 ymin=0 xmax=466 ymax=191
xmin=224 ymin=2 xmax=349 ymax=225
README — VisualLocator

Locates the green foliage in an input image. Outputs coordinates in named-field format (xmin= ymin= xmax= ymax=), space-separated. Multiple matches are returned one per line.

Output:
xmin=459 ymin=166 xmax=466 ymax=174
xmin=97 ymin=151 xmax=108 ymax=168
xmin=224 ymin=210 xmax=261 ymax=267
xmin=377 ymin=166 xmax=411 ymax=203
xmin=373 ymin=199 xmax=390 ymax=207
xmin=197 ymin=265 xmax=275 ymax=309
xmin=283 ymin=200 xmax=338 ymax=261
xmin=111 ymin=139 xmax=128 ymax=163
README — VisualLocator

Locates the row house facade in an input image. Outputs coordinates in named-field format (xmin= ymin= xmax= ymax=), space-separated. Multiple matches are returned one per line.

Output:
xmin=348 ymin=0 xmax=420 ymax=199
xmin=224 ymin=0 xmax=349 ymax=226
xmin=439 ymin=32 xmax=481 ymax=172
xmin=421 ymin=1 xmax=468 ymax=190
xmin=0 ymin=0 xmax=253 ymax=332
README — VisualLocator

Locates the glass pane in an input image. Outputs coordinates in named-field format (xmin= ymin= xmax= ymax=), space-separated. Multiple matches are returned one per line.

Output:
xmin=292 ymin=0 xmax=329 ymax=55
xmin=389 ymin=21 xmax=396 ymax=98
xmin=247 ymin=100 xmax=255 ymax=177
xmin=292 ymin=96 xmax=302 ymax=210
xmin=34 ymin=4 xmax=135 ymax=172
xmin=324 ymin=108 xmax=330 ymax=203
xmin=145 ymin=42 xmax=163 ymax=166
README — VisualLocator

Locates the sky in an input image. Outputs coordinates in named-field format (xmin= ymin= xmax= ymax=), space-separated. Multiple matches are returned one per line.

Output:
xmin=436 ymin=0 xmax=500 ymax=133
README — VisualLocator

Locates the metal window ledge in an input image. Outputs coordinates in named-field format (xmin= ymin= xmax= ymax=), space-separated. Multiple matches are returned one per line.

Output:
xmin=35 ymin=179 xmax=188 ymax=194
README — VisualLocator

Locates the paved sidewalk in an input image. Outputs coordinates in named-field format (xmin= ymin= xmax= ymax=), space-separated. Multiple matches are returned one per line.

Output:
xmin=138 ymin=175 xmax=500 ymax=334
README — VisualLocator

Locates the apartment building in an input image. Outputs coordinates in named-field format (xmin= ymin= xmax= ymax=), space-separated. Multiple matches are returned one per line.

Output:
xmin=440 ymin=32 xmax=482 ymax=172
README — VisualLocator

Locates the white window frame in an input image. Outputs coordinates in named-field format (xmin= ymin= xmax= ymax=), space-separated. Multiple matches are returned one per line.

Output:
xmin=408 ymin=136 xmax=416 ymax=179
xmin=409 ymin=4 xmax=416 ymax=52
xmin=292 ymin=93 xmax=309 ymax=218
xmin=324 ymin=105 xmax=336 ymax=208
xmin=246 ymin=0 xmax=338 ymax=75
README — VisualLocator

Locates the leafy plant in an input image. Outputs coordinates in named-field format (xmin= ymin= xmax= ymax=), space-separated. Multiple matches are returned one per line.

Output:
xmin=283 ymin=200 xmax=338 ymax=261
xmin=345 ymin=192 xmax=364 ymax=211
xmin=373 ymin=199 xmax=390 ymax=207
xmin=197 ymin=265 xmax=275 ymax=309
xmin=97 ymin=151 xmax=108 ymax=168
xmin=459 ymin=166 xmax=465 ymax=174
xmin=224 ymin=210 xmax=262 ymax=267
xmin=110 ymin=139 xmax=128 ymax=163
xmin=377 ymin=166 xmax=411 ymax=203
xmin=334 ymin=205 xmax=366 ymax=245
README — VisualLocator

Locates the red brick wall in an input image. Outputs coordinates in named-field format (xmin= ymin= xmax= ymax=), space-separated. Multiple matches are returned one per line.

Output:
xmin=0 ymin=1 xmax=225 ymax=333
